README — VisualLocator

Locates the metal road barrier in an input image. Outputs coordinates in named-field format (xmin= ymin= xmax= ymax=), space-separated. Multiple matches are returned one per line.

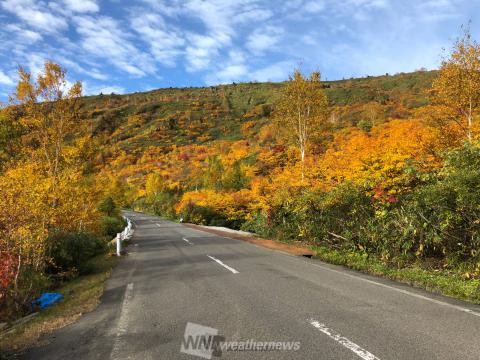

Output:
xmin=116 ymin=217 xmax=134 ymax=256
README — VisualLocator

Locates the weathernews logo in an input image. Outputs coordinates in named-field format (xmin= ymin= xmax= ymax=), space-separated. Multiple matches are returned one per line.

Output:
xmin=180 ymin=322 xmax=300 ymax=359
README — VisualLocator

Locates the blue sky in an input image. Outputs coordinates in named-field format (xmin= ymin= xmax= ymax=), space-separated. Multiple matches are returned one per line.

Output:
xmin=0 ymin=0 xmax=479 ymax=99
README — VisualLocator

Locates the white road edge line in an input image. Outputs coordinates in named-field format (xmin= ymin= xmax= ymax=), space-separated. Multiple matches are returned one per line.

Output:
xmin=309 ymin=319 xmax=381 ymax=360
xmin=207 ymin=255 xmax=239 ymax=274
xmin=110 ymin=282 xmax=134 ymax=359
xmin=299 ymin=259 xmax=480 ymax=318
xmin=182 ymin=237 xmax=193 ymax=245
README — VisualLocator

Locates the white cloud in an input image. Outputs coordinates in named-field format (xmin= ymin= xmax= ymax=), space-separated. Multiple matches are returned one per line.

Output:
xmin=85 ymin=84 xmax=125 ymax=95
xmin=345 ymin=0 xmax=388 ymax=9
xmin=221 ymin=64 xmax=248 ymax=78
xmin=414 ymin=0 xmax=460 ymax=22
xmin=53 ymin=55 xmax=109 ymax=80
xmin=131 ymin=13 xmax=185 ymax=67
xmin=204 ymin=48 xmax=249 ymax=84
xmin=26 ymin=53 xmax=48 ymax=78
xmin=246 ymin=26 xmax=284 ymax=54
xmin=301 ymin=34 xmax=317 ymax=45
xmin=86 ymin=70 xmax=108 ymax=81
xmin=73 ymin=15 xmax=155 ymax=77
xmin=181 ymin=0 xmax=272 ymax=72
xmin=0 ymin=70 xmax=14 ymax=86
xmin=206 ymin=64 xmax=248 ymax=84
xmin=184 ymin=0 xmax=250 ymax=37
xmin=5 ymin=24 xmax=42 ymax=43
xmin=1 ymin=0 xmax=68 ymax=33
xmin=139 ymin=0 xmax=183 ymax=16
xmin=234 ymin=5 xmax=273 ymax=24
xmin=185 ymin=33 xmax=227 ymax=71
xmin=304 ymin=1 xmax=325 ymax=13
xmin=63 ymin=0 xmax=99 ymax=13
xmin=251 ymin=61 xmax=292 ymax=82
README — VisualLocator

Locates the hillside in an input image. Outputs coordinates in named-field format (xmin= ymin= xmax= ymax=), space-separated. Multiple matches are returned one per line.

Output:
xmin=82 ymin=70 xmax=437 ymax=189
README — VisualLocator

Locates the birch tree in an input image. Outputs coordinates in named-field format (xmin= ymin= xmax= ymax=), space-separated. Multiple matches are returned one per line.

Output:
xmin=12 ymin=62 xmax=83 ymax=185
xmin=276 ymin=70 xmax=328 ymax=180
xmin=432 ymin=27 xmax=480 ymax=142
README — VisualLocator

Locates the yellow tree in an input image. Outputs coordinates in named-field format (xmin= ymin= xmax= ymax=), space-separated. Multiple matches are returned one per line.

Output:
xmin=432 ymin=27 xmax=480 ymax=142
xmin=12 ymin=62 xmax=83 ymax=187
xmin=145 ymin=172 xmax=163 ymax=198
xmin=0 ymin=62 xmax=99 ymax=310
xmin=275 ymin=70 xmax=328 ymax=180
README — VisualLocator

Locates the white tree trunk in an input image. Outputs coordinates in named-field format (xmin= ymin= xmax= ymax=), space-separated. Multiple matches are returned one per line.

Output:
xmin=468 ymin=98 xmax=473 ymax=142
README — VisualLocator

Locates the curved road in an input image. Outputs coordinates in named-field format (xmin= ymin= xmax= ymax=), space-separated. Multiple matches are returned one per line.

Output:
xmin=24 ymin=211 xmax=480 ymax=359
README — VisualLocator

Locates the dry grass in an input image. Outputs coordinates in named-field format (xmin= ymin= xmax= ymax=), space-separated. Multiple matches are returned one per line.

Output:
xmin=0 ymin=254 xmax=117 ymax=357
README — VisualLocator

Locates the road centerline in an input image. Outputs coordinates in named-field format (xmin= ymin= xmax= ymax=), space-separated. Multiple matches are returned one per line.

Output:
xmin=308 ymin=319 xmax=381 ymax=360
xmin=207 ymin=255 xmax=239 ymax=274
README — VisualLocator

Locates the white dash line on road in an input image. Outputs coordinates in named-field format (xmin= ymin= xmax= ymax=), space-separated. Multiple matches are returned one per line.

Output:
xmin=182 ymin=237 xmax=193 ymax=245
xmin=156 ymin=223 xmax=162 ymax=228
xmin=309 ymin=319 xmax=380 ymax=360
xmin=110 ymin=282 xmax=134 ymax=360
xmin=207 ymin=255 xmax=239 ymax=274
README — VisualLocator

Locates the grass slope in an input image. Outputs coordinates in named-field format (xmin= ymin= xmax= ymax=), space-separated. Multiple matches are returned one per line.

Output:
xmin=81 ymin=70 xmax=436 ymax=158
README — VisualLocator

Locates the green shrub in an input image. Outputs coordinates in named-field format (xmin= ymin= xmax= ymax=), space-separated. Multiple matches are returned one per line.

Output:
xmin=357 ymin=119 xmax=373 ymax=132
xmin=148 ymin=192 xmax=177 ymax=218
xmin=101 ymin=216 xmax=126 ymax=238
xmin=266 ymin=186 xmax=374 ymax=246
xmin=47 ymin=232 xmax=107 ymax=275
xmin=222 ymin=161 xmax=249 ymax=191
xmin=306 ymin=185 xmax=374 ymax=246
xmin=391 ymin=143 xmax=480 ymax=262
xmin=180 ymin=203 xmax=228 ymax=226
xmin=1 ymin=266 xmax=51 ymax=320
xmin=240 ymin=211 xmax=272 ymax=237
xmin=98 ymin=196 xmax=119 ymax=217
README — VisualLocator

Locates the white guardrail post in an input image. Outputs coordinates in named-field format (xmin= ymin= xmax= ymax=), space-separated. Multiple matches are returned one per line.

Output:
xmin=116 ymin=233 xmax=121 ymax=256
xmin=116 ymin=217 xmax=134 ymax=257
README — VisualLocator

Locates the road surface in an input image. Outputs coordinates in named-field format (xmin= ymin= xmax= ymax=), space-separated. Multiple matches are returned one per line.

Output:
xmin=24 ymin=211 xmax=480 ymax=359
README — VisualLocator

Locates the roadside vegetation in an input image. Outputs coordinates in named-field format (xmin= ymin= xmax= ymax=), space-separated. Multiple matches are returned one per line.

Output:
xmin=0 ymin=64 xmax=124 ymax=337
xmin=310 ymin=244 xmax=480 ymax=304
xmin=0 ymin=254 xmax=116 ymax=356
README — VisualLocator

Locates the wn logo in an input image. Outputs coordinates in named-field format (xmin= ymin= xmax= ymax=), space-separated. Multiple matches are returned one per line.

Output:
xmin=180 ymin=322 xmax=224 ymax=359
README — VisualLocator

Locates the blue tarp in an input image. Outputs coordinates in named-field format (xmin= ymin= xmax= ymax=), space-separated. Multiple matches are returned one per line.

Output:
xmin=31 ymin=292 xmax=63 ymax=310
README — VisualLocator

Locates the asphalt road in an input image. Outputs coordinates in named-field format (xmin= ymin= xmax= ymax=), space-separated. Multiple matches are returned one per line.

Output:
xmin=24 ymin=211 xmax=480 ymax=359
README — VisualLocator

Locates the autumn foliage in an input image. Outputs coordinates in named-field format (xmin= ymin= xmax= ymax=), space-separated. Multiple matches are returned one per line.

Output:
xmin=2 ymin=29 xmax=480 ymax=318
xmin=105 ymin=28 xmax=479 ymax=279
xmin=0 ymin=63 xmax=120 ymax=320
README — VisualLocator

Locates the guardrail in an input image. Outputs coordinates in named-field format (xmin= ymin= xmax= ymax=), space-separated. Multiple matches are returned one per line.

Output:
xmin=116 ymin=217 xmax=134 ymax=256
